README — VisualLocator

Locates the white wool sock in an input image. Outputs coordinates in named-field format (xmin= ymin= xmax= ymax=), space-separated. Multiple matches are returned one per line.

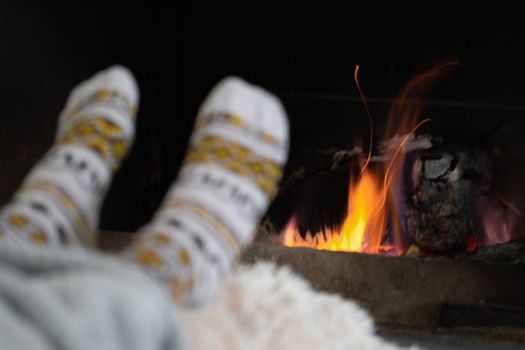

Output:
xmin=0 ymin=66 xmax=138 ymax=247
xmin=124 ymin=77 xmax=289 ymax=305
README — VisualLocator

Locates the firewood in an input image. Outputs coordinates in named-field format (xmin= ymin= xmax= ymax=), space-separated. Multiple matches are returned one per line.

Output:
xmin=406 ymin=146 xmax=492 ymax=254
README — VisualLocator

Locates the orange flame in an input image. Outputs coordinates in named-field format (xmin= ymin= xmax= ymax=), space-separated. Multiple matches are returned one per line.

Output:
xmin=283 ymin=61 xmax=459 ymax=254
xmin=283 ymin=169 xmax=386 ymax=252
xmin=354 ymin=65 xmax=374 ymax=173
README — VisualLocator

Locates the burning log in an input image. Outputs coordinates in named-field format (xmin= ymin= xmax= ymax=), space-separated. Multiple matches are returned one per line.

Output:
xmin=406 ymin=147 xmax=492 ymax=254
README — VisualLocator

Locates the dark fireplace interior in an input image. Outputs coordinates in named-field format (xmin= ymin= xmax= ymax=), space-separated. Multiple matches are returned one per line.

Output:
xmin=263 ymin=65 xmax=525 ymax=255
xmin=2 ymin=2 xmax=525 ymax=347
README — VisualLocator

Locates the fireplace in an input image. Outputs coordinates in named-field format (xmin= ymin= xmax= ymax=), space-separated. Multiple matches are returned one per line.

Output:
xmin=243 ymin=61 xmax=525 ymax=343
xmin=260 ymin=62 xmax=525 ymax=252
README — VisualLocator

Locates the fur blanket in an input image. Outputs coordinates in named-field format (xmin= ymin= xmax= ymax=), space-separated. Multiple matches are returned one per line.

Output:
xmin=183 ymin=262 xmax=417 ymax=350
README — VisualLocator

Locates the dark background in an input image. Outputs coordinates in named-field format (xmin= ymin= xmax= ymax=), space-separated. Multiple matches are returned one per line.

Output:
xmin=1 ymin=1 xmax=525 ymax=232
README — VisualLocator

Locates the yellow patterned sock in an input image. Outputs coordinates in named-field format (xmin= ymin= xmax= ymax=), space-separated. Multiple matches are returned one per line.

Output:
xmin=0 ymin=66 xmax=138 ymax=247
xmin=124 ymin=77 xmax=289 ymax=305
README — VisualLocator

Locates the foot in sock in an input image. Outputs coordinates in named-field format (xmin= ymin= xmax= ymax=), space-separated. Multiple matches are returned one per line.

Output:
xmin=124 ymin=76 xmax=289 ymax=306
xmin=0 ymin=66 xmax=139 ymax=247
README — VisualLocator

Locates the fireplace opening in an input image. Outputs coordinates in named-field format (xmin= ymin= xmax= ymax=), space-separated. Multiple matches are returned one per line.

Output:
xmin=258 ymin=61 xmax=525 ymax=259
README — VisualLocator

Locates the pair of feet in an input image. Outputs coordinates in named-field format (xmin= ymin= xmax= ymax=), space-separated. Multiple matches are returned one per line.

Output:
xmin=0 ymin=66 xmax=289 ymax=305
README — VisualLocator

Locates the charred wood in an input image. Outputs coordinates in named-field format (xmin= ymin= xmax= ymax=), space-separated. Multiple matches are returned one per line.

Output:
xmin=406 ymin=147 xmax=492 ymax=254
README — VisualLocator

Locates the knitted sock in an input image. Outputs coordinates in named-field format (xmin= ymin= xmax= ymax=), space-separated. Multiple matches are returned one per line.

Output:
xmin=0 ymin=66 xmax=138 ymax=247
xmin=124 ymin=77 xmax=289 ymax=306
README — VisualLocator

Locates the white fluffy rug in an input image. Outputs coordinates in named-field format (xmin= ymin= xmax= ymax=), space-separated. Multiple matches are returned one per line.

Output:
xmin=182 ymin=262 xmax=416 ymax=350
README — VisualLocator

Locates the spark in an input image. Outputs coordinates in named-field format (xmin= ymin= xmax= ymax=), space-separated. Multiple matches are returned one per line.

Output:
xmin=354 ymin=65 xmax=374 ymax=173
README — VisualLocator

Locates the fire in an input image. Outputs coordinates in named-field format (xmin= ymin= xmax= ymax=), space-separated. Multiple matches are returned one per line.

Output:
xmin=340 ymin=171 xmax=385 ymax=252
xmin=283 ymin=61 xmax=521 ymax=254
xmin=284 ymin=170 xmax=386 ymax=252
xmin=283 ymin=61 xmax=459 ymax=254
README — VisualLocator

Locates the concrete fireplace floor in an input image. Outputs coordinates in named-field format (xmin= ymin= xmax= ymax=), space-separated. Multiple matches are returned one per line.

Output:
xmin=242 ymin=243 xmax=525 ymax=328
